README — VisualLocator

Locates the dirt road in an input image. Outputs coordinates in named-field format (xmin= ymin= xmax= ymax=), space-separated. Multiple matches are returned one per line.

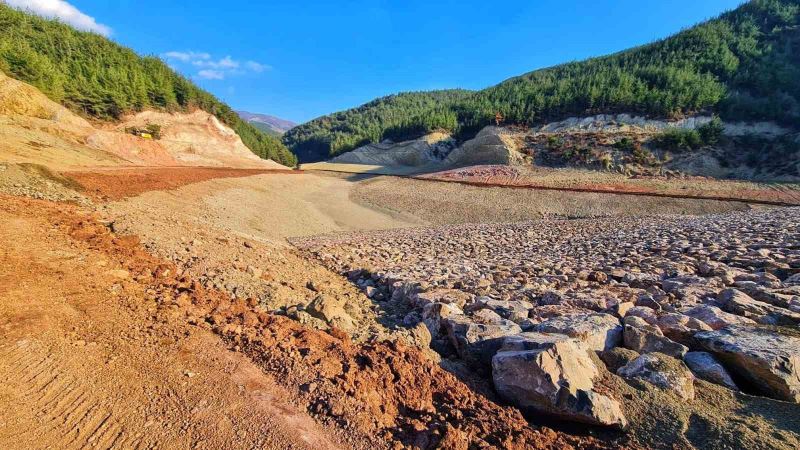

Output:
xmin=0 ymin=196 xmax=351 ymax=450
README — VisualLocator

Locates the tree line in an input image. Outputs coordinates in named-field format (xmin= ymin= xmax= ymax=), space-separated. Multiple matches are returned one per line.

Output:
xmin=284 ymin=0 xmax=799 ymax=162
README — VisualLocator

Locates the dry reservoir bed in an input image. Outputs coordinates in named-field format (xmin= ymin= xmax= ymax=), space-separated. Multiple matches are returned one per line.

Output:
xmin=294 ymin=208 xmax=800 ymax=449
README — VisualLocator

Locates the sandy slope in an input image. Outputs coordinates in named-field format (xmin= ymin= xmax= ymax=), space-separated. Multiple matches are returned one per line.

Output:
xmin=109 ymin=172 xmax=422 ymax=244
xmin=0 ymin=70 xmax=287 ymax=170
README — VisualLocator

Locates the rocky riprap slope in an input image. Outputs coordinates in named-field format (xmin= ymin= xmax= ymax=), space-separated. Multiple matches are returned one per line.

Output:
xmin=295 ymin=208 xmax=800 ymax=428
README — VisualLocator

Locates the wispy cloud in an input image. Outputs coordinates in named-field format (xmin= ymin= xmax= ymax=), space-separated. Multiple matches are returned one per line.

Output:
xmin=245 ymin=61 xmax=271 ymax=73
xmin=162 ymin=51 xmax=270 ymax=81
xmin=162 ymin=51 xmax=211 ymax=63
xmin=3 ymin=0 xmax=111 ymax=36
xmin=197 ymin=69 xmax=225 ymax=80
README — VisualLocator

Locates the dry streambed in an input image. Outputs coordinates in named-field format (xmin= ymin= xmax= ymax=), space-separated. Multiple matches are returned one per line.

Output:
xmin=295 ymin=208 xmax=800 ymax=449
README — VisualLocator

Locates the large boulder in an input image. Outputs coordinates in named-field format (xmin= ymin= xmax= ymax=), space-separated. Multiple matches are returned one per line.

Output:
xmin=471 ymin=298 xmax=533 ymax=323
xmin=492 ymin=334 xmax=627 ymax=427
xmin=617 ymin=353 xmax=696 ymax=400
xmin=695 ymin=325 xmax=800 ymax=402
xmin=306 ymin=294 xmax=355 ymax=331
xmin=682 ymin=304 xmax=756 ymax=330
xmin=684 ymin=351 xmax=738 ymax=390
xmin=534 ymin=313 xmax=622 ymax=352
xmin=421 ymin=301 xmax=463 ymax=336
xmin=443 ymin=314 xmax=521 ymax=369
xmin=656 ymin=312 xmax=712 ymax=346
xmin=623 ymin=316 xmax=688 ymax=359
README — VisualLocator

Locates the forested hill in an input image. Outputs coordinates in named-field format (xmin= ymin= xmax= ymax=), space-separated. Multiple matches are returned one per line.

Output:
xmin=0 ymin=5 xmax=297 ymax=166
xmin=284 ymin=0 xmax=800 ymax=162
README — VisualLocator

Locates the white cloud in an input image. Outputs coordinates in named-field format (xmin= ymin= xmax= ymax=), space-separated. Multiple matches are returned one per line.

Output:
xmin=245 ymin=61 xmax=271 ymax=73
xmin=197 ymin=69 xmax=225 ymax=80
xmin=3 ymin=0 xmax=111 ymax=36
xmin=191 ymin=55 xmax=240 ymax=70
xmin=163 ymin=50 xmax=270 ymax=81
xmin=162 ymin=51 xmax=210 ymax=63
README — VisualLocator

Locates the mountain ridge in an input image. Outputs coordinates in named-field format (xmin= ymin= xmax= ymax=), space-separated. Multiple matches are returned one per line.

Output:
xmin=236 ymin=110 xmax=297 ymax=134
xmin=284 ymin=0 xmax=800 ymax=163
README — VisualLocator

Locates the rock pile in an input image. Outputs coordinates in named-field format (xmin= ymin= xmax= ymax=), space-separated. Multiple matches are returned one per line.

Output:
xmin=296 ymin=208 xmax=800 ymax=426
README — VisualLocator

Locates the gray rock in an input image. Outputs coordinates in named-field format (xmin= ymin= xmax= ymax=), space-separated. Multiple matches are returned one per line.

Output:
xmin=626 ymin=306 xmax=659 ymax=325
xmin=618 ymin=353 xmax=695 ymax=400
xmin=683 ymin=304 xmax=756 ymax=330
xmin=534 ymin=313 xmax=622 ymax=352
xmin=493 ymin=338 xmax=627 ymax=427
xmin=624 ymin=316 xmax=688 ymax=359
xmin=656 ymin=312 xmax=713 ymax=346
xmin=684 ymin=351 xmax=738 ymax=390
xmin=720 ymin=288 xmax=800 ymax=326
xmin=444 ymin=315 xmax=522 ymax=369
xmin=422 ymin=302 xmax=463 ymax=336
xmin=306 ymin=294 xmax=355 ymax=331
xmin=474 ymin=298 xmax=533 ymax=323
xmin=695 ymin=325 xmax=800 ymax=402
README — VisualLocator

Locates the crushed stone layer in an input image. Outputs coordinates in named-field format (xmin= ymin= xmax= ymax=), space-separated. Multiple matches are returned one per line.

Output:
xmin=295 ymin=207 xmax=800 ymax=449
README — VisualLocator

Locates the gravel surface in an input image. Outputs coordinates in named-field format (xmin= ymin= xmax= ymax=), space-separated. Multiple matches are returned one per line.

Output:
xmin=296 ymin=207 xmax=800 ymax=449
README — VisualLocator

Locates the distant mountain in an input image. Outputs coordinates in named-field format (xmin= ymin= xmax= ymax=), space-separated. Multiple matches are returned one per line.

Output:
xmin=237 ymin=111 xmax=297 ymax=135
xmin=284 ymin=0 xmax=800 ymax=162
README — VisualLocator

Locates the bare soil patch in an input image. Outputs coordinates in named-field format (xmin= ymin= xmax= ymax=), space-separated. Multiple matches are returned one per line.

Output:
xmin=63 ymin=166 xmax=298 ymax=201
xmin=0 ymin=195 xmax=351 ymax=450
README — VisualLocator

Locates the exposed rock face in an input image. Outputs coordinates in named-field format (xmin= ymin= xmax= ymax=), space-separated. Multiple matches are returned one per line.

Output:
xmin=329 ymin=132 xmax=454 ymax=166
xmin=695 ymin=326 xmax=800 ymax=403
xmin=684 ymin=351 xmax=738 ymax=389
xmin=618 ymin=353 xmax=696 ymax=400
xmin=492 ymin=334 xmax=627 ymax=427
xmin=533 ymin=113 xmax=791 ymax=137
xmin=443 ymin=127 xmax=527 ymax=168
xmin=533 ymin=313 xmax=622 ymax=352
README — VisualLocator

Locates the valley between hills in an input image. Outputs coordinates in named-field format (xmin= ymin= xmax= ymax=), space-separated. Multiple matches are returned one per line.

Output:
xmin=1 ymin=1 xmax=800 ymax=449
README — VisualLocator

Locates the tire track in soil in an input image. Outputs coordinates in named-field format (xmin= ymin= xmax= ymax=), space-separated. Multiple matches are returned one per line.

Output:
xmin=0 ymin=340 xmax=135 ymax=450
xmin=0 ymin=195 xmax=353 ymax=450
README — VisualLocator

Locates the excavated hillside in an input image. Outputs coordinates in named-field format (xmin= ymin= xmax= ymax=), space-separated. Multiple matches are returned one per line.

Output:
xmin=0 ymin=70 xmax=288 ymax=170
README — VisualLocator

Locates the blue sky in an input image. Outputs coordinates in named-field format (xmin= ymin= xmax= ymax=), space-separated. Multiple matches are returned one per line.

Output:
xmin=48 ymin=1 xmax=745 ymax=123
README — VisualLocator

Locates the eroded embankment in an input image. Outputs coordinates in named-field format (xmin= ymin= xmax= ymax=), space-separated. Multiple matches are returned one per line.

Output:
xmin=1 ymin=194 xmax=617 ymax=449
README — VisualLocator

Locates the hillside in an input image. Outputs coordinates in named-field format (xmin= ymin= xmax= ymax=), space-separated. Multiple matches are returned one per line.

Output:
xmin=0 ymin=69 xmax=288 ymax=169
xmin=237 ymin=110 xmax=296 ymax=136
xmin=285 ymin=0 xmax=800 ymax=162
xmin=0 ymin=4 xmax=297 ymax=167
